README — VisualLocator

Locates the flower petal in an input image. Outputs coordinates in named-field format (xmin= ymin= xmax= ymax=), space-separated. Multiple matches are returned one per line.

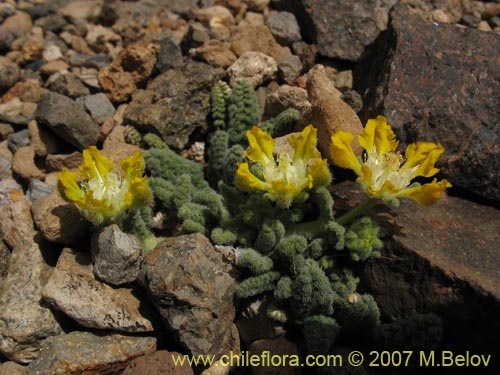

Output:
xmin=309 ymin=158 xmax=332 ymax=188
xmin=288 ymin=125 xmax=321 ymax=162
xmin=120 ymin=150 xmax=145 ymax=181
xmin=269 ymin=179 xmax=299 ymax=208
xmin=58 ymin=168 xmax=85 ymax=202
xmin=245 ymin=127 xmax=275 ymax=165
xmin=330 ymin=130 xmax=362 ymax=175
xmin=79 ymin=146 xmax=114 ymax=181
xmin=395 ymin=179 xmax=452 ymax=205
xmin=126 ymin=176 xmax=153 ymax=208
xmin=358 ymin=116 xmax=399 ymax=156
xmin=403 ymin=142 xmax=444 ymax=178
xmin=235 ymin=162 xmax=268 ymax=192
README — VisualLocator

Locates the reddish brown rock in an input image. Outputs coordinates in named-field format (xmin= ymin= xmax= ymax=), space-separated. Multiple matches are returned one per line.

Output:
xmin=355 ymin=4 xmax=500 ymax=201
xmin=12 ymin=146 xmax=45 ymax=180
xmin=231 ymin=24 xmax=290 ymax=62
xmin=98 ymin=43 xmax=158 ymax=103
xmin=192 ymin=39 xmax=237 ymax=68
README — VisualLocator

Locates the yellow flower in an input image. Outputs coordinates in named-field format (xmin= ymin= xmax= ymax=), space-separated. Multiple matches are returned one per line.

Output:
xmin=235 ymin=125 xmax=331 ymax=208
xmin=330 ymin=116 xmax=451 ymax=205
xmin=58 ymin=146 xmax=152 ymax=225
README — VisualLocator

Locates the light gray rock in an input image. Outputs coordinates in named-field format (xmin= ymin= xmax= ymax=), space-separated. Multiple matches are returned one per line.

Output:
xmin=278 ymin=54 xmax=303 ymax=82
xmin=266 ymin=11 xmax=302 ymax=46
xmin=42 ymin=248 xmax=154 ymax=332
xmin=27 ymin=331 xmax=156 ymax=375
xmin=7 ymin=129 xmax=29 ymax=153
xmin=227 ymin=51 xmax=278 ymax=88
xmin=31 ymin=190 xmax=89 ymax=245
xmin=35 ymin=92 xmax=101 ymax=150
xmin=144 ymin=234 xmax=237 ymax=358
xmin=91 ymin=224 xmax=143 ymax=286
xmin=263 ymin=84 xmax=310 ymax=118
xmin=28 ymin=178 xmax=53 ymax=201
xmin=0 ymin=240 xmax=63 ymax=364
xmin=76 ymin=93 xmax=115 ymax=125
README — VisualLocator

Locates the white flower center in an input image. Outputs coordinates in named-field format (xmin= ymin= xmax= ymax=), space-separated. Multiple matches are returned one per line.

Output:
xmin=365 ymin=147 xmax=417 ymax=191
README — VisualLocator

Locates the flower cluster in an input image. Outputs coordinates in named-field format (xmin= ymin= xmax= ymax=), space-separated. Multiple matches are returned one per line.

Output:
xmin=58 ymin=146 xmax=152 ymax=226
xmin=235 ymin=125 xmax=331 ymax=208
xmin=330 ymin=116 xmax=451 ymax=206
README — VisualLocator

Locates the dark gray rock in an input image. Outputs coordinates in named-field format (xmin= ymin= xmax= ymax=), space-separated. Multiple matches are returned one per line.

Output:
xmin=35 ymin=91 xmax=101 ymax=150
xmin=278 ymin=54 xmax=303 ymax=82
xmin=143 ymin=233 xmax=236 ymax=358
xmin=91 ymin=224 xmax=143 ymax=286
xmin=283 ymin=0 xmax=397 ymax=61
xmin=76 ymin=93 xmax=115 ymax=124
xmin=34 ymin=14 xmax=67 ymax=33
xmin=266 ymin=11 xmax=302 ymax=46
xmin=181 ymin=22 xmax=214 ymax=54
xmin=0 ymin=239 xmax=63 ymax=363
xmin=45 ymin=72 xmax=90 ymax=98
xmin=155 ymin=30 xmax=184 ymax=73
xmin=27 ymin=331 xmax=156 ymax=375
xmin=355 ymin=4 xmax=500 ymax=201
xmin=69 ymin=53 xmax=110 ymax=69
xmin=0 ymin=56 xmax=20 ymax=93
xmin=124 ymin=61 xmax=224 ymax=149
xmin=7 ymin=129 xmax=30 ymax=153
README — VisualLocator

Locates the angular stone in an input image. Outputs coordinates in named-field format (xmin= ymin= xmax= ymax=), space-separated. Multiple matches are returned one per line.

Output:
xmin=27 ymin=331 xmax=156 ymax=375
xmin=124 ymin=61 xmax=224 ymax=149
xmin=35 ymin=92 xmax=101 ymax=150
xmin=91 ymin=224 xmax=143 ymax=286
xmin=283 ymin=0 xmax=397 ymax=61
xmin=28 ymin=120 xmax=60 ymax=158
xmin=355 ymin=4 xmax=500 ymax=201
xmin=31 ymin=190 xmax=89 ymax=245
xmin=0 ymin=361 xmax=28 ymax=375
xmin=191 ymin=39 xmax=237 ymax=69
xmin=263 ymin=84 xmax=309 ymax=118
xmin=278 ymin=54 xmax=303 ymax=82
xmin=265 ymin=11 xmax=302 ymax=46
xmin=144 ymin=234 xmax=237 ymax=358
xmin=231 ymin=24 xmax=289 ymax=62
xmin=45 ymin=151 xmax=83 ymax=172
xmin=28 ymin=178 xmax=54 ymax=201
xmin=42 ymin=248 xmax=155 ymax=332
xmin=299 ymin=65 xmax=364 ymax=159
xmin=121 ymin=350 xmax=194 ymax=375
xmin=98 ymin=43 xmax=158 ymax=103
xmin=155 ymin=30 xmax=184 ymax=73
xmin=0 ymin=240 xmax=62 ymax=363
xmin=7 ymin=129 xmax=29 ymax=153
xmin=0 ymin=240 xmax=10 ymax=290
xmin=331 ymin=181 xmax=500 ymax=360
xmin=45 ymin=72 xmax=90 ymax=98
xmin=12 ymin=146 xmax=45 ymax=180
xmin=0 ymin=56 xmax=20 ymax=93
xmin=76 ymin=93 xmax=115 ymax=125
xmin=0 ymin=198 xmax=36 ymax=250
xmin=227 ymin=51 xmax=278 ymax=88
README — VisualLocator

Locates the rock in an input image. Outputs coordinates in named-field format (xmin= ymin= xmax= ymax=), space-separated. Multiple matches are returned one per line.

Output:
xmin=124 ymin=61 xmax=224 ymax=149
xmin=144 ymin=233 xmax=237 ymax=358
xmin=283 ymin=0 xmax=397 ymax=61
xmin=292 ymin=41 xmax=318 ymax=72
xmin=102 ymin=124 xmax=141 ymax=164
xmin=194 ymin=5 xmax=235 ymax=27
xmin=263 ymin=84 xmax=309 ymax=118
xmin=249 ymin=337 xmax=300 ymax=374
xmin=12 ymin=146 xmax=45 ymax=180
xmin=0 ymin=56 xmax=20 ymax=93
xmin=91 ymin=224 xmax=143 ymax=286
xmin=0 ymin=361 xmax=28 ymax=375
xmin=331 ymin=180 xmax=500 ymax=367
xmin=0 ymin=198 xmax=35 ymax=250
xmin=45 ymin=72 xmax=90 ymax=98
xmin=0 ymin=239 xmax=10 ymax=290
xmin=35 ymin=91 xmax=101 ymax=150
xmin=98 ymin=43 xmax=158 ymax=103
xmin=45 ymin=151 xmax=83 ymax=172
xmin=121 ymin=350 xmax=194 ymax=375
xmin=2 ymin=79 xmax=47 ymax=104
xmin=85 ymin=24 xmax=121 ymax=53
xmin=265 ymin=11 xmax=302 ymax=46
xmin=278 ymin=54 xmax=303 ymax=82
xmin=332 ymin=70 xmax=353 ymax=91
xmin=0 ymin=239 xmax=63 ymax=364
xmin=299 ymin=65 xmax=364 ymax=159
xmin=0 ymin=124 xmax=14 ymax=141
xmin=155 ymin=30 xmax=184 ymax=73
xmin=181 ymin=22 xmax=214 ymax=53
xmin=39 ymin=60 xmax=69 ymax=76
xmin=27 ymin=331 xmax=156 ymax=375
xmin=0 ymin=11 xmax=32 ymax=37
xmin=191 ymin=39 xmax=237 ymax=68
xmin=7 ymin=129 xmax=30 ymax=153
xmin=42 ymin=248 xmax=155 ymax=332
xmin=0 ymin=155 xmax=11 ymax=179
xmin=355 ymin=4 xmax=500 ymax=201
xmin=28 ymin=120 xmax=59 ymax=157
xmin=58 ymin=0 xmax=102 ymax=22
xmin=75 ymin=93 xmax=115 ymax=125
xmin=231 ymin=24 xmax=289 ymax=62
xmin=31 ymin=190 xmax=89 ymax=245
xmin=227 ymin=51 xmax=278 ymax=88
xmin=242 ymin=0 xmax=270 ymax=12
xmin=341 ymin=89 xmax=363 ymax=113
xmin=28 ymin=178 xmax=54 ymax=201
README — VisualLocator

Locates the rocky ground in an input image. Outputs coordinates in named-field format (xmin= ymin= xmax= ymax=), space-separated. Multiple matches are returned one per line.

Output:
xmin=0 ymin=0 xmax=499 ymax=374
